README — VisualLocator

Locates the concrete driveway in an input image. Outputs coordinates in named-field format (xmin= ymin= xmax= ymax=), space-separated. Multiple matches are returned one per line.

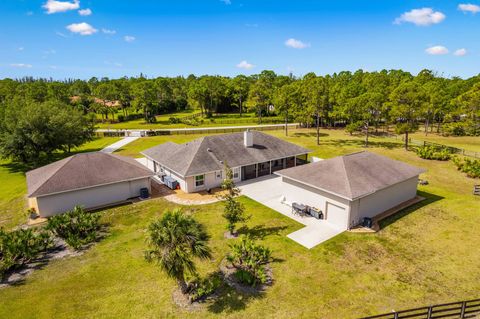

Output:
xmin=238 ymin=175 xmax=344 ymax=249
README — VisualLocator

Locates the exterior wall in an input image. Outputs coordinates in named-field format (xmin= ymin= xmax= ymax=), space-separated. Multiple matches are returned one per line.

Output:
xmin=34 ymin=178 xmax=150 ymax=217
xmin=280 ymin=177 xmax=351 ymax=229
xmin=28 ymin=197 xmax=39 ymax=213
xmin=349 ymin=176 xmax=419 ymax=225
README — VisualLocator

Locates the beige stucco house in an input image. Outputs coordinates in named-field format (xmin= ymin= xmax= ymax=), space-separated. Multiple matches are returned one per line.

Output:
xmin=26 ymin=152 xmax=153 ymax=217
xmin=275 ymin=151 xmax=426 ymax=229
xmin=141 ymin=130 xmax=311 ymax=193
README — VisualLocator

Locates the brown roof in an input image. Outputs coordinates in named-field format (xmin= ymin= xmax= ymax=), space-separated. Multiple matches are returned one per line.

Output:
xmin=26 ymin=152 xmax=153 ymax=197
xmin=141 ymin=131 xmax=311 ymax=177
xmin=275 ymin=151 xmax=426 ymax=200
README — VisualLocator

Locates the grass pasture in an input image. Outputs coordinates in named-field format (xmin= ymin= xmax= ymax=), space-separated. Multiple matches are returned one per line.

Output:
xmin=0 ymin=128 xmax=479 ymax=318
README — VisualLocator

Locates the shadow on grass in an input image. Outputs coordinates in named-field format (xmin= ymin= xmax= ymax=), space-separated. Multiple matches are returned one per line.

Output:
xmin=291 ymin=132 xmax=329 ymax=138
xmin=379 ymin=190 xmax=444 ymax=229
xmin=321 ymin=138 xmax=402 ymax=150
xmin=237 ymin=224 xmax=288 ymax=240
xmin=207 ymin=285 xmax=264 ymax=314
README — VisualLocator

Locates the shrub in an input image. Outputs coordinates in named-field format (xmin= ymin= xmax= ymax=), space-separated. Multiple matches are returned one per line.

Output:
xmin=0 ymin=228 xmax=52 ymax=279
xmin=452 ymin=157 xmax=480 ymax=178
xmin=345 ymin=121 xmax=364 ymax=135
xmin=117 ymin=114 xmax=125 ymax=122
xmin=227 ymin=236 xmax=272 ymax=286
xmin=415 ymin=145 xmax=452 ymax=161
xmin=46 ymin=206 xmax=101 ymax=250
xmin=189 ymin=274 xmax=222 ymax=301
xmin=169 ymin=117 xmax=181 ymax=124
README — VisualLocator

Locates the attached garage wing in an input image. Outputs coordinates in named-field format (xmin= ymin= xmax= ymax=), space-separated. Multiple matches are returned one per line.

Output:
xmin=326 ymin=202 xmax=349 ymax=230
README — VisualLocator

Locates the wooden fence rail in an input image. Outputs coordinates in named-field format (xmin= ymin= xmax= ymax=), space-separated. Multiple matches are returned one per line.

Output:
xmin=360 ymin=298 xmax=480 ymax=319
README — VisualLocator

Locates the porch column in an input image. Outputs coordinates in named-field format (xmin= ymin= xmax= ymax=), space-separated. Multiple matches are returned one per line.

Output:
xmin=294 ymin=157 xmax=297 ymax=167
xmin=269 ymin=161 xmax=272 ymax=175
xmin=255 ymin=163 xmax=258 ymax=178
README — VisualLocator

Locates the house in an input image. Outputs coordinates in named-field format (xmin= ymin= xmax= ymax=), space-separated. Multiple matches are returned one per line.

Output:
xmin=141 ymin=130 xmax=311 ymax=193
xmin=26 ymin=152 xmax=154 ymax=217
xmin=274 ymin=151 xmax=426 ymax=230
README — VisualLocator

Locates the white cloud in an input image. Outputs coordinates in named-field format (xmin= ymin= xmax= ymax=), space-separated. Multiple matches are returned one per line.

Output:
xmin=102 ymin=28 xmax=116 ymax=35
xmin=425 ymin=45 xmax=449 ymax=55
xmin=236 ymin=60 xmax=255 ymax=70
xmin=66 ymin=22 xmax=97 ymax=35
xmin=43 ymin=0 xmax=79 ymax=14
xmin=458 ymin=3 xmax=480 ymax=14
xmin=124 ymin=35 xmax=136 ymax=42
xmin=78 ymin=8 xmax=92 ymax=16
xmin=454 ymin=48 xmax=468 ymax=56
xmin=11 ymin=63 xmax=33 ymax=68
xmin=220 ymin=0 xmax=231 ymax=4
xmin=56 ymin=31 xmax=68 ymax=38
xmin=394 ymin=8 xmax=446 ymax=26
xmin=17 ymin=47 xmax=24 ymax=51
xmin=285 ymin=38 xmax=310 ymax=49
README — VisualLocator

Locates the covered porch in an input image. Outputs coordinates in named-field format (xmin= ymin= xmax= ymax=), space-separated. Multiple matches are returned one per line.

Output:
xmin=241 ymin=154 xmax=309 ymax=181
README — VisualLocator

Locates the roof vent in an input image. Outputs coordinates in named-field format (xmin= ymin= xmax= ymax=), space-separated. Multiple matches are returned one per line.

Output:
xmin=207 ymin=148 xmax=212 ymax=152
xmin=244 ymin=129 xmax=253 ymax=147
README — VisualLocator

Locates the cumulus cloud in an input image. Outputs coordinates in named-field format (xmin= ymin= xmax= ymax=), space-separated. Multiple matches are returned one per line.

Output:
xmin=425 ymin=45 xmax=449 ymax=55
xmin=285 ymin=38 xmax=310 ymax=49
xmin=78 ymin=8 xmax=92 ymax=16
xmin=394 ymin=8 xmax=446 ymax=26
xmin=236 ymin=60 xmax=255 ymax=70
xmin=454 ymin=48 xmax=468 ymax=56
xmin=458 ymin=3 xmax=480 ymax=14
xmin=43 ymin=0 xmax=79 ymax=14
xmin=11 ymin=63 xmax=33 ymax=68
xmin=102 ymin=28 xmax=116 ymax=35
xmin=124 ymin=35 xmax=136 ymax=42
xmin=66 ymin=22 xmax=97 ymax=35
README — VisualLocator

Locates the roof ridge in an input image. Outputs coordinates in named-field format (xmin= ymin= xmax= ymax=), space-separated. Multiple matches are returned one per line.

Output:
xmin=182 ymin=137 xmax=208 ymax=175
xmin=340 ymin=155 xmax=354 ymax=198
xmin=29 ymin=155 xmax=75 ymax=196
xmin=107 ymin=153 xmax=151 ymax=172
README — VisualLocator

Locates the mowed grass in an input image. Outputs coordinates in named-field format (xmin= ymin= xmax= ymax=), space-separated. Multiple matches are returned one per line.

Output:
xmin=1 ymin=129 xmax=479 ymax=318
xmin=409 ymin=132 xmax=480 ymax=152
xmin=0 ymin=137 xmax=120 ymax=230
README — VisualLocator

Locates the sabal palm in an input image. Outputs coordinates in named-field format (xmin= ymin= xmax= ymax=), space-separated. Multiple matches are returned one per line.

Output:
xmin=145 ymin=209 xmax=212 ymax=294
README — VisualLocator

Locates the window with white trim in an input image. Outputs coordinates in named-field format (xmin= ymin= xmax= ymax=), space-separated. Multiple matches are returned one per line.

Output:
xmin=195 ymin=175 xmax=204 ymax=187
xmin=233 ymin=167 xmax=240 ymax=179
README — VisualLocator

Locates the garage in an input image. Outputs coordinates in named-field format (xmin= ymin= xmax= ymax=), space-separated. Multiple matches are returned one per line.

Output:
xmin=275 ymin=151 xmax=425 ymax=230
xmin=26 ymin=152 xmax=154 ymax=217
xmin=325 ymin=202 xmax=348 ymax=229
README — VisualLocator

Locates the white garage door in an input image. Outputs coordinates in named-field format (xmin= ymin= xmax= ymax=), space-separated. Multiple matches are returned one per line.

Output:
xmin=326 ymin=202 xmax=348 ymax=229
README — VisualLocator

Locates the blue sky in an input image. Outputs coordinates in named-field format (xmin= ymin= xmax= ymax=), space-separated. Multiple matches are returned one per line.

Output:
xmin=1 ymin=0 xmax=479 ymax=79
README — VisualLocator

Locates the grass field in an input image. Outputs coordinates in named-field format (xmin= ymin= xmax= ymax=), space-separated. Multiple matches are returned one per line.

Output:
xmin=0 ymin=129 xmax=479 ymax=318
xmin=0 ymin=137 xmax=120 ymax=230
xmin=409 ymin=132 xmax=480 ymax=152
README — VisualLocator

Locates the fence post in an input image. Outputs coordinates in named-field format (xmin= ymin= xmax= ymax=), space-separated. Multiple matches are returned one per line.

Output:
xmin=427 ymin=306 xmax=433 ymax=319
xmin=460 ymin=301 xmax=466 ymax=318
xmin=394 ymin=312 xmax=398 ymax=319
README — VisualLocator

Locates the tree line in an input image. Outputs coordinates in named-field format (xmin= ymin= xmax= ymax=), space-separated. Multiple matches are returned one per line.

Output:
xmin=0 ymin=69 xmax=479 ymax=163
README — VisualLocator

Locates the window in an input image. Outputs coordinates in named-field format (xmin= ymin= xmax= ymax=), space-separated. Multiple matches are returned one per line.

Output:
xmin=216 ymin=171 xmax=223 ymax=180
xmin=195 ymin=175 xmax=204 ymax=187
xmin=233 ymin=167 xmax=240 ymax=179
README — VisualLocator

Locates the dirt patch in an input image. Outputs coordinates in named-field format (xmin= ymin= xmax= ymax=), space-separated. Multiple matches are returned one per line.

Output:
xmin=224 ymin=231 xmax=238 ymax=239
xmin=0 ymin=238 xmax=82 ymax=289
xmin=219 ymin=259 xmax=273 ymax=295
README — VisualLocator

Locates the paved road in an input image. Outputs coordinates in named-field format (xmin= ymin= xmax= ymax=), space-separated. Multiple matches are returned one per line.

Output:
xmin=100 ymin=136 xmax=140 ymax=153
xmin=96 ymin=123 xmax=299 ymax=133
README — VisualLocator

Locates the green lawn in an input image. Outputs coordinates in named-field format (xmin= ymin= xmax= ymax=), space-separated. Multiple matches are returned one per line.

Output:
xmin=0 ymin=137 xmax=120 ymax=230
xmin=409 ymin=132 xmax=480 ymax=152
xmin=1 ymin=129 xmax=479 ymax=318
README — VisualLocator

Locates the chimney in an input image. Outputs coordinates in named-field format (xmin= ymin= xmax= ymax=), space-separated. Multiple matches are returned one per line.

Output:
xmin=244 ymin=129 xmax=253 ymax=147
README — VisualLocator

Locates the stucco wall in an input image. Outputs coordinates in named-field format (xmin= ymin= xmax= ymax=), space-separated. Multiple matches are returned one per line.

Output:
xmin=34 ymin=178 xmax=150 ymax=217
xmin=349 ymin=176 xmax=419 ymax=225
xmin=280 ymin=177 xmax=351 ymax=229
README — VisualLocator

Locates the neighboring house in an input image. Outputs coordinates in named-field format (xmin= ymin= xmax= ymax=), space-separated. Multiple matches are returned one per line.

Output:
xmin=26 ymin=152 xmax=153 ymax=217
xmin=275 ymin=151 xmax=426 ymax=230
xmin=141 ymin=130 xmax=311 ymax=193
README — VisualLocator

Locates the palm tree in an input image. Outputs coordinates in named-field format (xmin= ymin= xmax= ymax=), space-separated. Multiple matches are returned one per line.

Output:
xmin=145 ymin=209 xmax=212 ymax=295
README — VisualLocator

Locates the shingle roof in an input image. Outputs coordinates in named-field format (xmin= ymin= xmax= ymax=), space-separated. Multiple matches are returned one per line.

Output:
xmin=275 ymin=151 xmax=426 ymax=200
xmin=141 ymin=131 xmax=311 ymax=177
xmin=26 ymin=152 xmax=154 ymax=197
